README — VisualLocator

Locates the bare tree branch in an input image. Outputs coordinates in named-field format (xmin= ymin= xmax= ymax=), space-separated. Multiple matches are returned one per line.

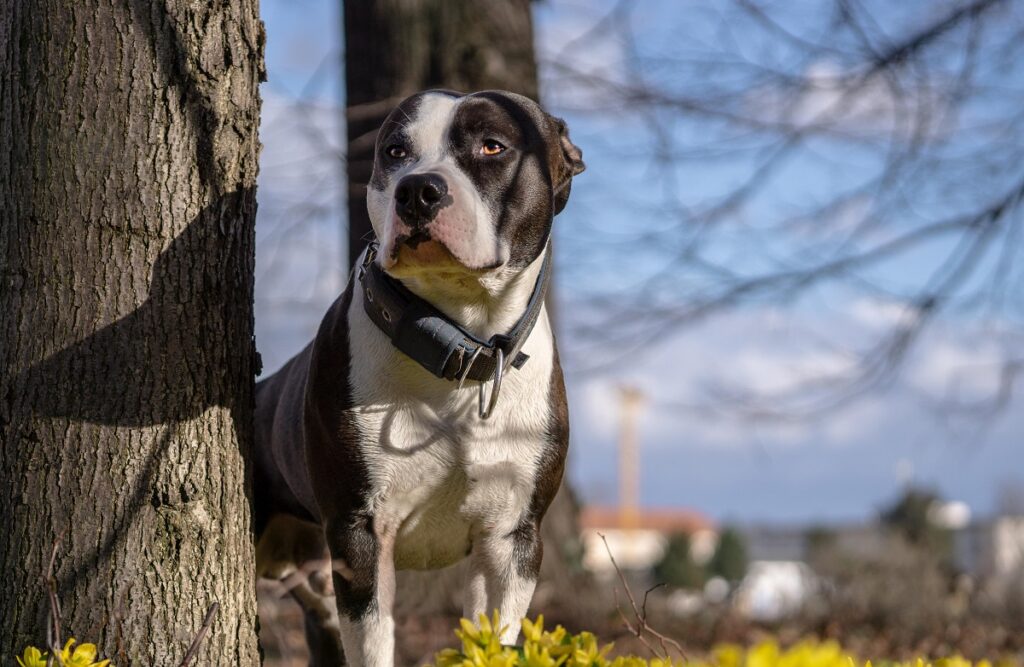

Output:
xmin=549 ymin=0 xmax=1024 ymax=421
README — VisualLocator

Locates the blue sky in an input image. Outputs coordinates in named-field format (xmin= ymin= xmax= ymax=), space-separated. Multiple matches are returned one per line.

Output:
xmin=254 ymin=0 xmax=1023 ymax=525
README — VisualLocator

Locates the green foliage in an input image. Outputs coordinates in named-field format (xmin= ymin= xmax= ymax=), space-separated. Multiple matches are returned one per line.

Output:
xmin=880 ymin=487 xmax=953 ymax=564
xmin=653 ymin=533 xmax=706 ymax=589
xmin=881 ymin=488 xmax=942 ymax=545
xmin=654 ymin=528 xmax=748 ymax=589
xmin=707 ymin=527 xmax=747 ymax=582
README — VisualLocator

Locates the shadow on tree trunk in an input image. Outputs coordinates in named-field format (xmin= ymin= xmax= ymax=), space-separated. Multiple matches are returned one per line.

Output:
xmin=8 ymin=188 xmax=258 ymax=652
xmin=14 ymin=189 xmax=257 ymax=427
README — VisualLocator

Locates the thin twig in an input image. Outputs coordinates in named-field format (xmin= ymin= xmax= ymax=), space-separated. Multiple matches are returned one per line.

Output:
xmin=179 ymin=602 xmax=219 ymax=667
xmin=612 ymin=587 xmax=660 ymax=657
xmin=642 ymin=583 xmax=665 ymax=620
xmin=599 ymin=533 xmax=688 ymax=661
xmin=642 ymin=583 xmax=673 ymax=658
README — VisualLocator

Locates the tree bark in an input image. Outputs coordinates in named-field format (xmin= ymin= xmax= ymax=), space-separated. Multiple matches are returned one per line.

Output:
xmin=344 ymin=0 xmax=539 ymax=268
xmin=0 ymin=1 xmax=264 ymax=665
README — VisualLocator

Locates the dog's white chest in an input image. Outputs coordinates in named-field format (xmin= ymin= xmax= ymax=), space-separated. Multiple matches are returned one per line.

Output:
xmin=352 ymin=390 xmax=548 ymax=571
xmin=346 ymin=285 xmax=555 ymax=571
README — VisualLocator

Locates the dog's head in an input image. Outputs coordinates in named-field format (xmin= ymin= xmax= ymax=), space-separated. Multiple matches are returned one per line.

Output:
xmin=367 ymin=90 xmax=585 ymax=277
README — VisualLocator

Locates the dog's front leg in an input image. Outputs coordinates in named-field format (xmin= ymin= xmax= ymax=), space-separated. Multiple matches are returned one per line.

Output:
xmin=464 ymin=517 xmax=541 ymax=644
xmin=326 ymin=514 xmax=396 ymax=667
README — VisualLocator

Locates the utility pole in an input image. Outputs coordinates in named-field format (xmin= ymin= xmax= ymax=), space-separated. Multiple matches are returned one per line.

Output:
xmin=618 ymin=386 xmax=645 ymax=530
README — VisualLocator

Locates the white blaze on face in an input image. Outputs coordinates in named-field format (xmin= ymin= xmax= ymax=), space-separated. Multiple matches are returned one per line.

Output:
xmin=366 ymin=93 xmax=505 ymax=272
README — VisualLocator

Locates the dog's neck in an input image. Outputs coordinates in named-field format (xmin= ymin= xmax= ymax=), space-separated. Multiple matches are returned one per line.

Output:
xmin=382 ymin=248 xmax=548 ymax=343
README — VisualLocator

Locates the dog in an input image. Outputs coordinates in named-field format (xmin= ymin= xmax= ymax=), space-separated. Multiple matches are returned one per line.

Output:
xmin=252 ymin=89 xmax=585 ymax=667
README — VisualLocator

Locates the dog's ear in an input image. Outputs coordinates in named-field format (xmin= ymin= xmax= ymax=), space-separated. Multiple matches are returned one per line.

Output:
xmin=549 ymin=115 xmax=585 ymax=214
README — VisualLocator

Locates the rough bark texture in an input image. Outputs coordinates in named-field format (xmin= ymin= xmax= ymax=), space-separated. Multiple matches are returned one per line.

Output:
xmin=342 ymin=0 xmax=587 ymax=640
xmin=0 ymin=1 xmax=265 ymax=665
xmin=344 ymin=0 xmax=539 ymax=267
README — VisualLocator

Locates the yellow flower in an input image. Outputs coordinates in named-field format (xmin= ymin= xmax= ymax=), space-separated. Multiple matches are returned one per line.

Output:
xmin=432 ymin=614 xmax=1018 ymax=667
xmin=522 ymin=616 xmax=545 ymax=644
xmin=522 ymin=643 xmax=549 ymax=667
xmin=16 ymin=646 xmax=48 ymax=667
xmin=748 ymin=640 xmax=781 ymax=667
xmin=60 ymin=638 xmax=112 ymax=667
xmin=17 ymin=640 xmax=112 ymax=667
xmin=609 ymin=657 xmax=647 ymax=667
xmin=715 ymin=644 xmax=744 ymax=667
xmin=458 ymin=612 xmax=508 ymax=653
xmin=435 ymin=647 xmax=468 ymax=667
xmin=568 ymin=631 xmax=611 ymax=667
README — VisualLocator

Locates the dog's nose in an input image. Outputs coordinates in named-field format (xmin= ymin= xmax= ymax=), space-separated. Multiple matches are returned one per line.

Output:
xmin=394 ymin=173 xmax=448 ymax=225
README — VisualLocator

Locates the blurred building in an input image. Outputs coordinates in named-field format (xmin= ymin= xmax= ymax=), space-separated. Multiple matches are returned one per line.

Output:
xmin=734 ymin=560 xmax=819 ymax=621
xmin=579 ymin=506 xmax=717 ymax=575
xmin=741 ymin=523 xmax=889 ymax=562
xmin=727 ymin=509 xmax=1024 ymax=621
xmin=581 ymin=386 xmax=719 ymax=576
xmin=956 ymin=515 xmax=1024 ymax=580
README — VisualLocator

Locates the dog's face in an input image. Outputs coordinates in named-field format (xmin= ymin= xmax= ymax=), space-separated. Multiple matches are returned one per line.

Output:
xmin=366 ymin=90 xmax=584 ymax=276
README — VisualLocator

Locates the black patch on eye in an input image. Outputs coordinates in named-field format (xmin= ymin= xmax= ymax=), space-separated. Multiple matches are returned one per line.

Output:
xmin=448 ymin=92 xmax=558 ymax=268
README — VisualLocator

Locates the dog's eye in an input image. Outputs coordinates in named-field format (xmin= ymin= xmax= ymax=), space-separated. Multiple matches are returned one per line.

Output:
xmin=385 ymin=144 xmax=408 ymax=159
xmin=480 ymin=140 xmax=506 ymax=156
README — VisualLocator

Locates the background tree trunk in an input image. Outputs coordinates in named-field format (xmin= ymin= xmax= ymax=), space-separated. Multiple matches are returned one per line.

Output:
xmin=342 ymin=3 xmax=587 ymax=655
xmin=344 ymin=0 xmax=539 ymax=267
xmin=0 ymin=1 xmax=264 ymax=664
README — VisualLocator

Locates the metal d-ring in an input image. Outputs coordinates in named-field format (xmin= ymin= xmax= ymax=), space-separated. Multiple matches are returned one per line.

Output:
xmin=456 ymin=345 xmax=485 ymax=390
xmin=478 ymin=348 xmax=504 ymax=420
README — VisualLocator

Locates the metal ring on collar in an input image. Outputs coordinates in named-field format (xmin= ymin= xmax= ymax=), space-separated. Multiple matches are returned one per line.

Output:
xmin=456 ymin=345 xmax=485 ymax=391
xmin=478 ymin=347 xmax=504 ymax=420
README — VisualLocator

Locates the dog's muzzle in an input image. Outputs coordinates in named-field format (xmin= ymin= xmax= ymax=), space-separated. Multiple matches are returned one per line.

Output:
xmin=394 ymin=173 xmax=449 ymax=230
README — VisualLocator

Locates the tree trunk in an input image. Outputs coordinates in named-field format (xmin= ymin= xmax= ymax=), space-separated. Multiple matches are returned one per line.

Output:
xmin=344 ymin=0 xmax=539 ymax=268
xmin=0 ymin=2 xmax=264 ymax=665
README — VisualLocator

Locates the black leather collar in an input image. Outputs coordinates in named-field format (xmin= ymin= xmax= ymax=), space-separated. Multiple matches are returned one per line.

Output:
xmin=357 ymin=241 xmax=552 ymax=386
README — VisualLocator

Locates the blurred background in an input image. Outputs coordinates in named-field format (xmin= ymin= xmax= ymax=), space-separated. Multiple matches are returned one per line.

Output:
xmin=252 ymin=0 xmax=1024 ymax=663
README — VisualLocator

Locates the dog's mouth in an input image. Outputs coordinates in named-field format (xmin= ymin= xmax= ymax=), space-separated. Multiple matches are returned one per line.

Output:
xmin=386 ymin=229 xmax=445 ymax=263
xmin=381 ymin=212 xmax=506 ymax=275
xmin=400 ymin=229 xmax=431 ymax=250
xmin=385 ymin=238 xmax=461 ymax=272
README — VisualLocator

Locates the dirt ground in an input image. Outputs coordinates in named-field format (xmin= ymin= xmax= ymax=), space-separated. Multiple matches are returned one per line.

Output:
xmin=257 ymin=578 xmax=1024 ymax=666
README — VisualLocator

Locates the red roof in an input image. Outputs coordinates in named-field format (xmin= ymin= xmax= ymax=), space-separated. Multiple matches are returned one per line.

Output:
xmin=580 ymin=506 xmax=715 ymax=533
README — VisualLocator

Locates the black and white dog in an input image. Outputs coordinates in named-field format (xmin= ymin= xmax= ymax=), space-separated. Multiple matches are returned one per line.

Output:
xmin=253 ymin=90 xmax=584 ymax=666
